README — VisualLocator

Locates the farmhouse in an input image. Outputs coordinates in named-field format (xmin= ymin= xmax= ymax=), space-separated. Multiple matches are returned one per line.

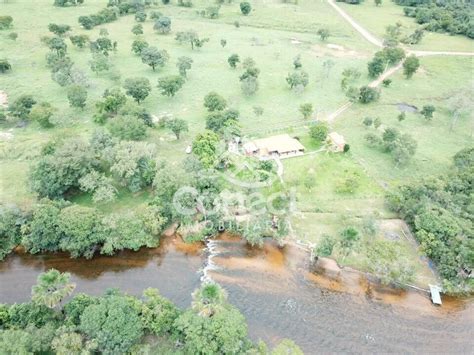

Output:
xmin=243 ymin=134 xmax=305 ymax=159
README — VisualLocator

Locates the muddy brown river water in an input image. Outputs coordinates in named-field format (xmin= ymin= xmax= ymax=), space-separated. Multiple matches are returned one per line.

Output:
xmin=0 ymin=235 xmax=473 ymax=353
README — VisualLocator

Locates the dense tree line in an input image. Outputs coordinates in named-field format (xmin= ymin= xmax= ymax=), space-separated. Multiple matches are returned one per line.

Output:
xmin=0 ymin=271 xmax=302 ymax=354
xmin=387 ymin=147 xmax=474 ymax=293
xmin=78 ymin=0 xmax=153 ymax=30
xmin=0 ymin=199 xmax=165 ymax=260
xmin=396 ymin=0 xmax=474 ymax=39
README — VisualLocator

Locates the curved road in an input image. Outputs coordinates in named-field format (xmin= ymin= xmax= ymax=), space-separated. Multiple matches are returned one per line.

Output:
xmin=324 ymin=0 xmax=474 ymax=122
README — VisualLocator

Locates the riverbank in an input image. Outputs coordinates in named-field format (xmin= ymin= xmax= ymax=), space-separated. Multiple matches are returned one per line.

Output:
xmin=1 ymin=234 xmax=472 ymax=353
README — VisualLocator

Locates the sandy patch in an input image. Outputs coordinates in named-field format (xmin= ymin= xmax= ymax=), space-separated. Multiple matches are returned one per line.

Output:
xmin=0 ymin=131 xmax=14 ymax=140
xmin=327 ymin=43 xmax=344 ymax=51
xmin=310 ymin=43 xmax=367 ymax=59
xmin=0 ymin=91 xmax=8 ymax=108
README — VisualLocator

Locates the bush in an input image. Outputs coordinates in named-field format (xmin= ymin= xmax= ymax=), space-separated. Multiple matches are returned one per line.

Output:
xmin=309 ymin=123 xmax=328 ymax=142
xmin=108 ymin=115 xmax=147 ymax=141
xmin=0 ymin=59 xmax=12 ymax=73
xmin=0 ymin=16 xmax=13 ymax=30
xmin=358 ymin=86 xmax=380 ymax=104
xmin=240 ymin=2 xmax=251 ymax=15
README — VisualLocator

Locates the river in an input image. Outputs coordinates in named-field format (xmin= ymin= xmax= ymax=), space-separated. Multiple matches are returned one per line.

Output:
xmin=0 ymin=235 xmax=472 ymax=353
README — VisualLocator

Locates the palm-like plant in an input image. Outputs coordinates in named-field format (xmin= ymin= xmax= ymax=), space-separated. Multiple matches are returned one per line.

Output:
xmin=32 ymin=269 xmax=76 ymax=308
xmin=191 ymin=283 xmax=227 ymax=317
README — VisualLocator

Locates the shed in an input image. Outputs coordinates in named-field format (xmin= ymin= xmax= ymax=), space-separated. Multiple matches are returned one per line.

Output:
xmin=327 ymin=132 xmax=346 ymax=152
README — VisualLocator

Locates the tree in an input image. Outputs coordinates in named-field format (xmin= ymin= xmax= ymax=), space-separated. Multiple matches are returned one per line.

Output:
xmin=366 ymin=239 xmax=415 ymax=285
xmin=220 ymin=39 xmax=227 ymax=47
xmin=79 ymin=171 xmax=117 ymax=204
xmin=286 ymin=70 xmax=309 ymax=91
xmin=90 ymin=37 xmax=113 ymax=56
xmin=374 ymin=117 xmax=382 ymax=129
xmin=293 ymin=55 xmax=302 ymax=69
xmin=309 ymin=123 xmax=329 ymax=142
xmin=67 ymin=85 xmax=87 ymax=109
xmin=0 ymin=16 xmax=13 ymax=30
xmin=397 ymin=112 xmax=406 ymax=122
xmin=131 ymin=38 xmax=149 ymax=55
xmin=205 ymin=109 xmax=240 ymax=135
xmin=384 ymin=23 xmax=402 ymax=46
xmin=95 ymin=88 xmax=127 ymax=120
xmin=9 ymin=95 xmax=37 ymax=119
xmin=420 ymin=105 xmax=435 ymax=120
xmin=123 ymin=77 xmax=152 ymax=103
xmin=367 ymin=56 xmax=385 ymax=78
xmin=314 ymin=234 xmax=336 ymax=258
xmin=0 ymin=205 xmax=25 ymax=260
xmin=253 ymin=105 xmax=264 ymax=116
xmin=135 ymin=11 xmax=147 ymax=22
xmin=240 ymin=1 xmax=251 ymax=15
xmin=48 ymin=23 xmax=71 ymax=36
xmin=154 ymin=16 xmax=171 ymax=34
xmin=70 ymin=34 xmax=89 ymax=49
xmin=58 ymin=205 xmax=105 ymax=258
xmin=299 ymin=103 xmax=313 ymax=119
xmin=382 ymin=78 xmax=392 ymax=87
xmin=29 ymin=139 xmax=96 ymax=199
xmin=317 ymin=28 xmax=330 ymax=41
xmin=157 ymin=75 xmax=185 ymax=97
xmin=108 ymin=115 xmax=147 ymax=140
xmin=363 ymin=117 xmax=373 ymax=127
xmin=89 ymin=52 xmax=109 ymax=76
xmin=174 ymin=284 xmax=249 ymax=354
xmin=175 ymin=31 xmax=209 ymax=50
xmin=0 ymin=59 xmax=12 ymax=73
xmin=177 ymin=56 xmax=193 ymax=78
xmin=79 ymin=292 xmax=143 ymax=354
xmin=340 ymin=227 xmax=360 ymax=254
xmin=141 ymin=46 xmax=169 ymax=71
xmin=204 ymin=92 xmax=227 ymax=112
xmin=375 ymin=0 xmax=382 ymax=6
xmin=21 ymin=199 xmax=63 ymax=254
xmin=167 ymin=118 xmax=189 ymax=139
xmin=192 ymin=130 xmax=221 ymax=168
xmin=131 ymin=23 xmax=143 ymax=35
xmin=111 ymin=141 xmax=156 ymax=192
xmin=32 ymin=269 xmax=76 ymax=308
xmin=272 ymin=339 xmax=304 ymax=355
xmin=141 ymin=288 xmax=180 ymax=335
xmin=359 ymin=86 xmax=380 ymax=104
xmin=228 ymin=54 xmax=240 ymax=69
xmin=48 ymin=37 xmax=68 ymax=56
xmin=403 ymin=55 xmax=420 ymax=79
xmin=29 ymin=102 xmax=56 ymax=128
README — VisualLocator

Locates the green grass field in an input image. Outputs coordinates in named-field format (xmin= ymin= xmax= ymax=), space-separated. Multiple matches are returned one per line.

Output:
xmin=333 ymin=55 xmax=474 ymax=186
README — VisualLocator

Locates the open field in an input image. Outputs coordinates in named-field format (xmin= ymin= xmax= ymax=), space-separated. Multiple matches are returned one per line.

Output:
xmin=332 ymin=55 xmax=474 ymax=186
xmin=338 ymin=0 xmax=474 ymax=52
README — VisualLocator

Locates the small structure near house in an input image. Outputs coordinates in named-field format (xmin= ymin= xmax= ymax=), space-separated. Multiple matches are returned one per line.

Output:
xmin=243 ymin=134 xmax=305 ymax=159
xmin=327 ymin=132 xmax=346 ymax=152
xmin=429 ymin=284 xmax=442 ymax=305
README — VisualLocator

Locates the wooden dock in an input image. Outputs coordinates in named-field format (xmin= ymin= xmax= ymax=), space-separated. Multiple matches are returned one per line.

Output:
xmin=429 ymin=284 xmax=442 ymax=305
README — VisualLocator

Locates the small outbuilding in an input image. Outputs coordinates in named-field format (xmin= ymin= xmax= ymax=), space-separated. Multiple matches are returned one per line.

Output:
xmin=243 ymin=134 xmax=305 ymax=159
xmin=327 ymin=132 xmax=346 ymax=152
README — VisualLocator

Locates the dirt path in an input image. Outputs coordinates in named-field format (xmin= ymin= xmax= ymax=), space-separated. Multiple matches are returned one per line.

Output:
xmin=324 ymin=0 xmax=473 ymax=123
xmin=327 ymin=0 xmax=474 ymax=58
xmin=327 ymin=0 xmax=383 ymax=48
xmin=0 ymin=91 xmax=8 ymax=108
